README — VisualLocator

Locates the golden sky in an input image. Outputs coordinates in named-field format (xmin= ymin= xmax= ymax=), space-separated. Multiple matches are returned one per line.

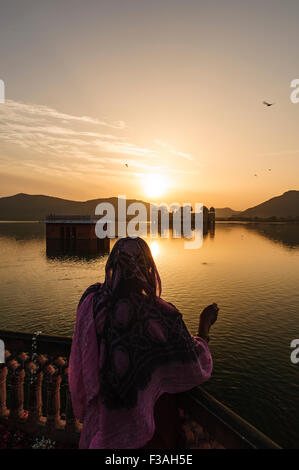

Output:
xmin=0 ymin=1 xmax=299 ymax=210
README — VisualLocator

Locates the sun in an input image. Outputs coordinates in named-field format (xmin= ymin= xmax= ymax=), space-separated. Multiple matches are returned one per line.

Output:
xmin=144 ymin=173 xmax=168 ymax=199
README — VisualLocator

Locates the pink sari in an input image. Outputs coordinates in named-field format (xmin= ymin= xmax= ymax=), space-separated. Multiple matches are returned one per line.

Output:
xmin=69 ymin=237 xmax=212 ymax=449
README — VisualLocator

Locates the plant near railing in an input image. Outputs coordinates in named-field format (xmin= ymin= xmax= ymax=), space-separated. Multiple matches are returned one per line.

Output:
xmin=32 ymin=436 xmax=56 ymax=449
xmin=30 ymin=331 xmax=42 ymax=385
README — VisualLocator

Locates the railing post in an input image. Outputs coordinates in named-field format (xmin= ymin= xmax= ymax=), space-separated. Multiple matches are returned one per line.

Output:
xmin=0 ymin=365 xmax=9 ymax=418
xmin=45 ymin=365 xmax=62 ymax=430
xmin=9 ymin=361 xmax=25 ymax=421
xmin=26 ymin=361 xmax=44 ymax=425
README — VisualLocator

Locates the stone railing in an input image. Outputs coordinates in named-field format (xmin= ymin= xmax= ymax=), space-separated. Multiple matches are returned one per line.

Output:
xmin=0 ymin=330 xmax=80 ymax=445
xmin=0 ymin=330 xmax=280 ymax=449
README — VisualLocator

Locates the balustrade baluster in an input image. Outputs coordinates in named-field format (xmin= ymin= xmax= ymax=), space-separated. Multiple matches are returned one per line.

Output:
xmin=8 ymin=360 xmax=25 ymax=421
xmin=26 ymin=361 xmax=44 ymax=425
xmin=45 ymin=365 xmax=62 ymax=430
xmin=0 ymin=364 xmax=8 ymax=418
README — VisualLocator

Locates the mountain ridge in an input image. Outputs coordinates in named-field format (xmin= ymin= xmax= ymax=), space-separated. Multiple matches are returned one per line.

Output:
xmin=215 ymin=207 xmax=241 ymax=218
xmin=0 ymin=191 xmax=298 ymax=220
xmin=240 ymin=190 xmax=299 ymax=218
xmin=0 ymin=193 xmax=152 ymax=220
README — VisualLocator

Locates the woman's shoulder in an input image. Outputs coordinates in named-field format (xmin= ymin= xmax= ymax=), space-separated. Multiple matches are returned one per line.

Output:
xmin=156 ymin=297 xmax=182 ymax=316
xmin=78 ymin=282 xmax=102 ymax=306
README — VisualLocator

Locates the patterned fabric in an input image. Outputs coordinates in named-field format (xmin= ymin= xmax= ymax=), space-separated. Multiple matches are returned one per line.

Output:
xmin=79 ymin=238 xmax=202 ymax=410
xmin=69 ymin=237 xmax=213 ymax=449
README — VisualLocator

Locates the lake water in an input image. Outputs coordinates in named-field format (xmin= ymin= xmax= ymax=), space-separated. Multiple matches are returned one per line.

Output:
xmin=0 ymin=221 xmax=298 ymax=448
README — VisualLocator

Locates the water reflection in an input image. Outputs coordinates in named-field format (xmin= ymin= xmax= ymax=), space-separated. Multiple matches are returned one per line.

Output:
xmin=0 ymin=221 xmax=44 ymax=240
xmin=0 ymin=221 xmax=298 ymax=251
xmin=46 ymin=238 xmax=110 ymax=259
xmin=209 ymin=223 xmax=215 ymax=239
xmin=243 ymin=222 xmax=299 ymax=249
xmin=149 ymin=241 xmax=160 ymax=259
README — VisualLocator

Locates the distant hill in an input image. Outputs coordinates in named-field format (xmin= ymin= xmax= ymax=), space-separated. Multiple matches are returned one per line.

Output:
xmin=0 ymin=191 xmax=298 ymax=221
xmin=215 ymin=207 xmax=240 ymax=219
xmin=0 ymin=193 xmax=151 ymax=221
xmin=240 ymin=191 xmax=299 ymax=219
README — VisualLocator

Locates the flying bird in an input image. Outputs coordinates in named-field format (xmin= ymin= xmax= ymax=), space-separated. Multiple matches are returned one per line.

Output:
xmin=263 ymin=101 xmax=275 ymax=107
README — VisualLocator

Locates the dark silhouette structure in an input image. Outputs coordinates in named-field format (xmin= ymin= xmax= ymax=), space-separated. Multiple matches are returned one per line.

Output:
xmin=45 ymin=215 xmax=110 ymax=256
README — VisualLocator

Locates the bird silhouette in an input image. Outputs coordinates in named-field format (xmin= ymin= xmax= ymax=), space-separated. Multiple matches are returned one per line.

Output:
xmin=263 ymin=101 xmax=275 ymax=107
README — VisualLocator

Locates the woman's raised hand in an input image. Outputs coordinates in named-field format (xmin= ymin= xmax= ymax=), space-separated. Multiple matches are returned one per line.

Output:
xmin=198 ymin=303 xmax=219 ymax=338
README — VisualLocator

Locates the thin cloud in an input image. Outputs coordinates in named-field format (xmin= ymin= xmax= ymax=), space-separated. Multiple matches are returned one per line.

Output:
xmin=155 ymin=139 xmax=193 ymax=161
xmin=4 ymin=100 xmax=127 ymax=129
xmin=95 ymin=140 xmax=159 ymax=158
xmin=0 ymin=99 xmax=195 ymax=182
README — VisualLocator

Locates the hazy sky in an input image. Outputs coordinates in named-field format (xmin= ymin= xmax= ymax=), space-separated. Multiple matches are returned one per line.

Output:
xmin=0 ymin=0 xmax=299 ymax=209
